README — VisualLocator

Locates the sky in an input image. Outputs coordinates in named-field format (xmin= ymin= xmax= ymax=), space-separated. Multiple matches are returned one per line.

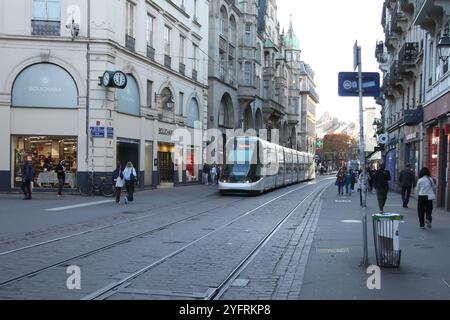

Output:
xmin=277 ymin=0 xmax=385 ymax=124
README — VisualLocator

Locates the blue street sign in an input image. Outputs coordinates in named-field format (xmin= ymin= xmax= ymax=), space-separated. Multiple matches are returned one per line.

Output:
xmin=107 ymin=127 xmax=114 ymax=138
xmin=338 ymin=72 xmax=381 ymax=97
xmin=90 ymin=126 xmax=105 ymax=138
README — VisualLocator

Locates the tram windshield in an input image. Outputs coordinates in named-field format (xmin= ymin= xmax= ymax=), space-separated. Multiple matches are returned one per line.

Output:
xmin=221 ymin=139 xmax=261 ymax=183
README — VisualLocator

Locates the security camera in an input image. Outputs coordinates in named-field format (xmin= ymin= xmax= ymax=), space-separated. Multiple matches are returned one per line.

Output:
xmin=66 ymin=17 xmax=80 ymax=39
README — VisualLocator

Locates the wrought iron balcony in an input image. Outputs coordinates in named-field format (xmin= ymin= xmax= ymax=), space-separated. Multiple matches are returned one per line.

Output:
xmin=164 ymin=55 xmax=172 ymax=69
xmin=229 ymin=44 xmax=235 ymax=59
xmin=31 ymin=20 xmax=60 ymax=36
xmin=375 ymin=41 xmax=386 ymax=63
xmin=125 ymin=34 xmax=135 ymax=51
xmin=192 ymin=69 xmax=198 ymax=81
xmin=219 ymin=36 xmax=227 ymax=53
xmin=147 ymin=46 xmax=155 ymax=61
xmin=398 ymin=42 xmax=419 ymax=72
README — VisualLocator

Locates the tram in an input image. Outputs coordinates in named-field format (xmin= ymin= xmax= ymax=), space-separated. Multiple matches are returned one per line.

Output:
xmin=219 ymin=136 xmax=316 ymax=194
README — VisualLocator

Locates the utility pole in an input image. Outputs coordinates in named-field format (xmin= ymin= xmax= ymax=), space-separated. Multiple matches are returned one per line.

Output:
xmin=355 ymin=41 xmax=369 ymax=268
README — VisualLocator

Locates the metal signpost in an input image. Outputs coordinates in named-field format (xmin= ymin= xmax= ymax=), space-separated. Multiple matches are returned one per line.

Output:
xmin=338 ymin=41 xmax=381 ymax=267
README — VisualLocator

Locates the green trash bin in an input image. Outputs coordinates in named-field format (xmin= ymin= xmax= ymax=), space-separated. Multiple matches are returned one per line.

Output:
xmin=372 ymin=213 xmax=404 ymax=268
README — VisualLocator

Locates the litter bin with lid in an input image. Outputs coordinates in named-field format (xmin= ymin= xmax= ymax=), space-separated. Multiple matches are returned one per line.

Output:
xmin=372 ymin=213 xmax=403 ymax=268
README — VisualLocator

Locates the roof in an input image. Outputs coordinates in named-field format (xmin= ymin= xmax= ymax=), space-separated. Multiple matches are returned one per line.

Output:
xmin=284 ymin=17 xmax=300 ymax=51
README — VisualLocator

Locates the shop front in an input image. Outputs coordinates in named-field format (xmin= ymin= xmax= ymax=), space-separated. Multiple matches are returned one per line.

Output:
xmin=404 ymin=127 xmax=421 ymax=178
xmin=8 ymin=62 xmax=81 ymax=192
xmin=117 ymin=138 xmax=140 ymax=184
xmin=11 ymin=136 xmax=78 ymax=190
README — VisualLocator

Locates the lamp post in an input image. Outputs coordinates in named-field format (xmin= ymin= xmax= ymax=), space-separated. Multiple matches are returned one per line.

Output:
xmin=437 ymin=23 xmax=450 ymax=62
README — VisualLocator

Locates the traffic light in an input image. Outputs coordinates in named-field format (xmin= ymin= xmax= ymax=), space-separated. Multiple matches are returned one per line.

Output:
xmin=316 ymin=139 xmax=323 ymax=149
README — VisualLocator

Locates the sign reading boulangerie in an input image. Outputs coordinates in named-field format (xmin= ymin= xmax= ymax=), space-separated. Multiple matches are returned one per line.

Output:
xmin=12 ymin=63 xmax=78 ymax=108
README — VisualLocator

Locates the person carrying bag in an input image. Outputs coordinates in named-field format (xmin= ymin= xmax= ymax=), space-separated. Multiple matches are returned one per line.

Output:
xmin=123 ymin=161 xmax=137 ymax=204
xmin=112 ymin=163 xmax=124 ymax=204
xmin=416 ymin=167 xmax=436 ymax=230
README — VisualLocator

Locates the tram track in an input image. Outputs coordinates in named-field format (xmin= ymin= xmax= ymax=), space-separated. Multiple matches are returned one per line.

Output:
xmin=0 ymin=196 xmax=247 ymax=289
xmin=0 ymin=189 xmax=234 ymax=256
xmin=83 ymin=179 xmax=332 ymax=300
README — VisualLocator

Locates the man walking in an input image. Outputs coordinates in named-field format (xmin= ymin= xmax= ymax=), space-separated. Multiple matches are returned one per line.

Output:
xmin=399 ymin=164 xmax=416 ymax=208
xmin=373 ymin=164 xmax=391 ymax=213
xmin=21 ymin=159 xmax=34 ymax=200
xmin=56 ymin=160 xmax=66 ymax=197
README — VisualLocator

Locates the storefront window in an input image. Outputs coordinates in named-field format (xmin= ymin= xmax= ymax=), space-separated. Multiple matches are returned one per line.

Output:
xmin=144 ymin=141 xmax=153 ymax=186
xmin=186 ymin=146 xmax=199 ymax=182
xmin=12 ymin=136 xmax=78 ymax=189
xmin=430 ymin=128 xmax=439 ymax=178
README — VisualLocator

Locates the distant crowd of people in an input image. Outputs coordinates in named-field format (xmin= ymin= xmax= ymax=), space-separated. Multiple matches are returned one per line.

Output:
xmin=335 ymin=164 xmax=436 ymax=230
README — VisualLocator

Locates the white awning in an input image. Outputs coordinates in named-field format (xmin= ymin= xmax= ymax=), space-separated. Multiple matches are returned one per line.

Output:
xmin=368 ymin=151 xmax=382 ymax=161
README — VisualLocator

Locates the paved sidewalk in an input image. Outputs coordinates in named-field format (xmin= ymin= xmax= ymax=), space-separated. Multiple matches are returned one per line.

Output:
xmin=300 ymin=186 xmax=450 ymax=300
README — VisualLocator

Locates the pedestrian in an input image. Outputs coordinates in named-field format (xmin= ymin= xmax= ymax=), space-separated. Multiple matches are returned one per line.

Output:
xmin=350 ymin=169 xmax=357 ymax=192
xmin=416 ymin=167 xmax=436 ymax=230
xmin=202 ymin=164 xmax=210 ymax=185
xmin=335 ymin=168 xmax=345 ymax=196
xmin=373 ymin=164 xmax=391 ymax=213
xmin=358 ymin=169 xmax=369 ymax=206
xmin=123 ymin=161 xmax=137 ymax=204
xmin=112 ymin=163 xmax=124 ymax=204
xmin=210 ymin=165 xmax=217 ymax=185
xmin=21 ymin=158 xmax=34 ymax=200
xmin=216 ymin=165 xmax=221 ymax=184
xmin=368 ymin=167 xmax=375 ymax=192
xmin=56 ymin=160 xmax=66 ymax=197
xmin=344 ymin=170 xmax=352 ymax=196
xmin=399 ymin=164 xmax=417 ymax=208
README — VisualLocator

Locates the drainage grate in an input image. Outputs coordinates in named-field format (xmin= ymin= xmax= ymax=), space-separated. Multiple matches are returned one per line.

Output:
xmin=444 ymin=280 xmax=450 ymax=289
xmin=116 ymin=287 xmax=215 ymax=299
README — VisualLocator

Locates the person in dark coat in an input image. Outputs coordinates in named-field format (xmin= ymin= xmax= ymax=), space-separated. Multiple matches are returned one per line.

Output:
xmin=56 ymin=160 xmax=66 ymax=197
xmin=112 ymin=163 xmax=124 ymax=204
xmin=21 ymin=159 xmax=34 ymax=200
xmin=399 ymin=164 xmax=417 ymax=208
xmin=373 ymin=164 xmax=392 ymax=213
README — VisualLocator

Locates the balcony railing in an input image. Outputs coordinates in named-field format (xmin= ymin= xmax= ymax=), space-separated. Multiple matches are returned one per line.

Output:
xmin=229 ymin=44 xmax=235 ymax=59
xmin=147 ymin=45 xmax=155 ymax=61
xmin=31 ymin=20 xmax=60 ymax=36
xmin=164 ymin=55 xmax=172 ymax=69
xmin=192 ymin=69 xmax=198 ymax=81
xmin=398 ymin=42 xmax=419 ymax=71
xmin=125 ymin=34 xmax=135 ymax=51
xmin=219 ymin=36 xmax=227 ymax=53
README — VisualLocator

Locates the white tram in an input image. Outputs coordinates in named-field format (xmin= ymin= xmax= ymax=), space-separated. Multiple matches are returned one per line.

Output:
xmin=219 ymin=136 xmax=316 ymax=194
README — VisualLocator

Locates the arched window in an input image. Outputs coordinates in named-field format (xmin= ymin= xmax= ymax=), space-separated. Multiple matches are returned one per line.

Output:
xmin=118 ymin=75 xmax=140 ymax=116
xmin=244 ymin=106 xmax=253 ymax=131
xmin=229 ymin=15 xmax=237 ymax=44
xmin=220 ymin=6 xmax=228 ymax=36
xmin=255 ymin=109 xmax=264 ymax=130
xmin=12 ymin=63 xmax=78 ymax=108
xmin=187 ymin=98 xmax=200 ymax=127
xmin=219 ymin=95 xmax=234 ymax=128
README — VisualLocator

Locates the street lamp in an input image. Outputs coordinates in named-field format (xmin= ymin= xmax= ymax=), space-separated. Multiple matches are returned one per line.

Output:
xmin=437 ymin=24 xmax=450 ymax=62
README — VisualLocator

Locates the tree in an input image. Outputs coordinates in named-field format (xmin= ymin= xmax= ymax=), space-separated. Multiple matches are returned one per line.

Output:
xmin=317 ymin=134 xmax=357 ymax=168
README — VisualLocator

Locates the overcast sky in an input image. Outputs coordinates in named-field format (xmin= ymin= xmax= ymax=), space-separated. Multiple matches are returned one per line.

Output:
xmin=277 ymin=0 xmax=385 ymax=123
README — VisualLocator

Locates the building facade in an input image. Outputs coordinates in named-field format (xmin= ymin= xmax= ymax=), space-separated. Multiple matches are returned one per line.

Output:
xmin=378 ymin=0 xmax=450 ymax=210
xmin=0 ymin=0 xmax=209 ymax=192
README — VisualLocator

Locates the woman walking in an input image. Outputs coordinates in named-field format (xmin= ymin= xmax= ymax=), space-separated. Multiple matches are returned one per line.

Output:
xmin=123 ymin=161 xmax=137 ymax=204
xmin=112 ymin=163 xmax=124 ymax=204
xmin=336 ymin=168 xmax=345 ymax=196
xmin=344 ymin=170 xmax=352 ymax=196
xmin=416 ymin=167 xmax=436 ymax=229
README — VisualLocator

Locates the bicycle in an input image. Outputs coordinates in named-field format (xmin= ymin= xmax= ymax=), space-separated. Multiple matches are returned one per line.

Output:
xmin=78 ymin=176 xmax=114 ymax=197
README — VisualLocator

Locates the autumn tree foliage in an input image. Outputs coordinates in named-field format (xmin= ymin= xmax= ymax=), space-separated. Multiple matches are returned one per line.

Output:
xmin=317 ymin=134 xmax=357 ymax=161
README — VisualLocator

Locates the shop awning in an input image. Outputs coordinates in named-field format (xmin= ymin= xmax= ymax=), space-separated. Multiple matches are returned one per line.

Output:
xmin=367 ymin=151 xmax=382 ymax=162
